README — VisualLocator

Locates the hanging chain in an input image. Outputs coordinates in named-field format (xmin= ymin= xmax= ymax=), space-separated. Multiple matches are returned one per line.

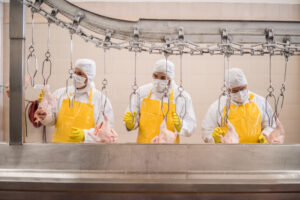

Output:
xmin=175 ymin=52 xmax=187 ymax=130
xmin=101 ymin=48 xmax=108 ymax=112
xmin=27 ymin=10 xmax=38 ymax=87
xmin=66 ymin=33 xmax=74 ymax=108
xmin=128 ymin=51 xmax=141 ymax=125
xmin=276 ymin=54 xmax=289 ymax=118
xmin=265 ymin=53 xmax=277 ymax=126
xmin=129 ymin=52 xmax=140 ymax=112
xmin=42 ymin=22 xmax=52 ymax=85
xmin=217 ymin=33 xmax=232 ymax=128
xmin=161 ymin=53 xmax=171 ymax=122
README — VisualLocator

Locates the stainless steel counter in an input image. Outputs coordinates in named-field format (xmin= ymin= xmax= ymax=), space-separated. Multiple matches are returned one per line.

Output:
xmin=0 ymin=143 xmax=299 ymax=199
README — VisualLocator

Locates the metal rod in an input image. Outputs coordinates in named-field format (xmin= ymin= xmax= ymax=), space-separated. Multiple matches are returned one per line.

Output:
xmin=9 ymin=0 xmax=26 ymax=145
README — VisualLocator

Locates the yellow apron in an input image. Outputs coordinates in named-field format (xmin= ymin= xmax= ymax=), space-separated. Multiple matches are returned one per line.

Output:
xmin=137 ymin=90 xmax=180 ymax=144
xmin=52 ymin=89 xmax=95 ymax=143
xmin=220 ymin=93 xmax=262 ymax=143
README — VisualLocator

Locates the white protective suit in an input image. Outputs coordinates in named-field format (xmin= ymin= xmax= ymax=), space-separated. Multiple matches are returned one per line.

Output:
xmin=125 ymin=59 xmax=197 ymax=137
xmin=41 ymin=59 xmax=114 ymax=142
xmin=201 ymin=68 xmax=275 ymax=143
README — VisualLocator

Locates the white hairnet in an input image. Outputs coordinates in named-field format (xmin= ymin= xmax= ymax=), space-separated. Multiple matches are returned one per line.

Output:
xmin=225 ymin=68 xmax=248 ymax=89
xmin=153 ymin=59 xmax=175 ymax=80
xmin=75 ymin=59 xmax=96 ymax=81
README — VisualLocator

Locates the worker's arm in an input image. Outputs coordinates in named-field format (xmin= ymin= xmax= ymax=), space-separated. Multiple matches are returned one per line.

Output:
xmin=201 ymin=100 xmax=222 ymax=143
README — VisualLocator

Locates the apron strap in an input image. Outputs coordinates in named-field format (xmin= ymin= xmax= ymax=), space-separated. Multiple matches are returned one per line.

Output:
xmin=147 ymin=90 xmax=153 ymax=99
xmin=88 ymin=88 xmax=93 ymax=104
xmin=249 ymin=93 xmax=254 ymax=101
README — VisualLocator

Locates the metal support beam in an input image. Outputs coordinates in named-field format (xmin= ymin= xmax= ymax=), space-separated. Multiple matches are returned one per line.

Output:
xmin=9 ymin=0 xmax=26 ymax=145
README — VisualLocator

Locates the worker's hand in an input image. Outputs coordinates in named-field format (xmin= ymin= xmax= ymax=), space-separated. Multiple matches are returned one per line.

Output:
xmin=123 ymin=111 xmax=136 ymax=130
xmin=70 ymin=127 xmax=85 ymax=142
xmin=212 ymin=127 xmax=225 ymax=143
xmin=5 ymin=84 xmax=10 ymax=98
xmin=220 ymin=121 xmax=239 ymax=144
xmin=172 ymin=112 xmax=182 ymax=132
xmin=258 ymin=134 xmax=268 ymax=143
xmin=38 ymin=90 xmax=43 ymax=103
xmin=34 ymin=108 xmax=47 ymax=120
xmin=264 ymin=118 xmax=285 ymax=144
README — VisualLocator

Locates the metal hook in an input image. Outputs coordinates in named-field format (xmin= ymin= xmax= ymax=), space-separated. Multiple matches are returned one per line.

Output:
xmin=160 ymin=53 xmax=171 ymax=122
xmin=66 ymin=33 xmax=74 ymax=108
xmin=265 ymin=54 xmax=276 ymax=126
xmin=42 ymin=57 xmax=52 ymax=85
xmin=42 ymin=22 xmax=52 ymax=85
xmin=276 ymin=52 xmax=289 ymax=118
xmin=129 ymin=51 xmax=140 ymax=120
xmin=175 ymin=53 xmax=187 ymax=130
xmin=217 ymin=54 xmax=231 ymax=127
xmin=27 ymin=50 xmax=38 ymax=87
xmin=161 ymin=94 xmax=171 ymax=122
xmin=27 ymin=10 xmax=38 ymax=87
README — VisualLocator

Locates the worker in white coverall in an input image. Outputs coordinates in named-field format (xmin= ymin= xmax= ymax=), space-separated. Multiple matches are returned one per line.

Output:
xmin=123 ymin=59 xmax=197 ymax=143
xmin=35 ymin=59 xmax=114 ymax=143
xmin=202 ymin=68 xmax=285 ymax=144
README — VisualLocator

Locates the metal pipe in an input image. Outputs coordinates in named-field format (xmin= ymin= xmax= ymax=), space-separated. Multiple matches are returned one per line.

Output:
xmin=9 ymin=0 xmax=26 ymax=145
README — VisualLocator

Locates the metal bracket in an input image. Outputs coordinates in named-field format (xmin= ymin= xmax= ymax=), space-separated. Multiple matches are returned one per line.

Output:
xmin=73 ymin=12 xmax=85 ymax=27
xmin=220 ymin=28 xmax=230 ymax=43
xmin=47 ymin=8 xmax=58 ymax=23
xmin=265 ymin=28 xmax=274 ymax=43
xmin=31 ymin=0 xmax=43 ymax=12
xmin=103 ymin=30 xmax=112 ymax=48
xmin=283 ymin=37 xmax=291 ymax=45
xmin=50 ymin=8 xmax=58 ymax=17
xmin=105 ymin=30 xmax=112 ymax=42
xmin=133 ymin=27 xmax=139 ymax=39
xmin=178 ymin=27 xmax=184 ymax=40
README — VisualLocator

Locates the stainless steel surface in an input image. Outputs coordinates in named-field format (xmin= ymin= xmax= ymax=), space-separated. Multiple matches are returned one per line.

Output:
xmin=0 ymin=143 xmax=299 ymax=199
xmin=43 ymin=0 xmax=300 ymax=44
xmin=9 ymin=0 xmax=26 ymax=145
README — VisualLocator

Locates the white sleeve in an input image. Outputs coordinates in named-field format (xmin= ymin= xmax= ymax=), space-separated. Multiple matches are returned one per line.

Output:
xmin=201 ymin=100 xmax=220 ymax=142
xmin=83 ymin=129 xmax=96 ymax=143
xmin=258 ymin=96 xmax=276 ymax=137
xmin=176 ymin=93 xmax=197 ymax=137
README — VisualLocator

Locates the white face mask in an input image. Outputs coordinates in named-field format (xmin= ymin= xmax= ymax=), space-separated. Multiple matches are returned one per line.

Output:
xmin=152 ymin=79 xmax=168 ymax=93
xmin=231 ymin=89 xmax=248 ymax=104
xmin=73 ymin=74 xmax=87 ymax=89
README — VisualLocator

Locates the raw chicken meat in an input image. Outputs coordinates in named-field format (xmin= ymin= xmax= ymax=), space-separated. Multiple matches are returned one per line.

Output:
xmin=220 ymin=121 xmax=239 ymax=144
xmin=151 ymin=121 xmax=177 ymax=144
xmin=88 ymin=112 xmax=118 ymax=143
xmin=34 ymin=85 xmax=57 ymax=122
xmin=264 ymin=118 xmax=285 ymax=144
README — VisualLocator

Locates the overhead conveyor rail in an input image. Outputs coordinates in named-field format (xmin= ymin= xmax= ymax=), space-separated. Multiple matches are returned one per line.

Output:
xmin=24 ymin=0 xmax=300 ymax=56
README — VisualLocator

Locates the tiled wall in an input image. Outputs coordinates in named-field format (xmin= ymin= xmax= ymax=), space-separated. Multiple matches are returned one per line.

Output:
xmin=2 ymin=2 xmax=300 ymax=143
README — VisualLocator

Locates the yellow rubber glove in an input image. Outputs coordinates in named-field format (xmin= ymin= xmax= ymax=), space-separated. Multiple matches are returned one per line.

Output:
xmin=172 ymin=112 xmax=182 ymax=132
xmin=70 ymin=127 xmax=85 ymax=142
xmin=212 ymin=127 xmax=226 ymax=143
xmin=38 ymin=90 xmax=43 ymax=103
xmin=123 ymin=111 xmax=136 ymax=130
xmin=258 ymin=134 xmax=268 ymax=143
